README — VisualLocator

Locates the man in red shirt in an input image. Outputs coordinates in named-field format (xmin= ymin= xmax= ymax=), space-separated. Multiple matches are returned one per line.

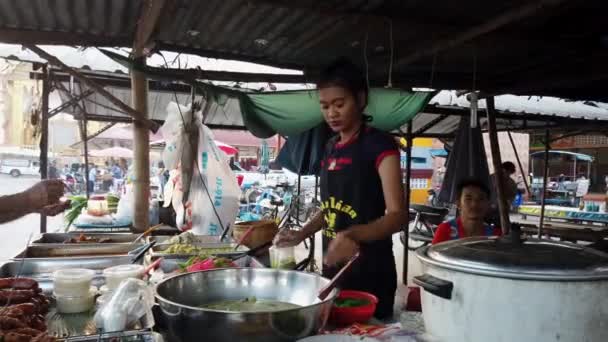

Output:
xmin=433 ymin=179 xmax=501 ymax=244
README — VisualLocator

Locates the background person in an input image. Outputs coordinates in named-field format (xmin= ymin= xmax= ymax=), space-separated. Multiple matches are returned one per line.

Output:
xmin=433 ymin=179 xmax=502 ymax=244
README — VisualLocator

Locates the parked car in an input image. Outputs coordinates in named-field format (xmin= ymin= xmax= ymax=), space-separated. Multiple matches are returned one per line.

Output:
xmin=0 ymin=158 xmax=40 ymax=177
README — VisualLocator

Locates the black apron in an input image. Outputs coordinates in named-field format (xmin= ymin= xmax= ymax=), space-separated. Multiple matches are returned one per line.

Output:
xmin=320 ymin=127 xmax=397 ymax=319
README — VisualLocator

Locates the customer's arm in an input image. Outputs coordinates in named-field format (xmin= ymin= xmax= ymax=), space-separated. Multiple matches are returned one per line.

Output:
xmin=0 ymin=180 xmax=69 ymax=224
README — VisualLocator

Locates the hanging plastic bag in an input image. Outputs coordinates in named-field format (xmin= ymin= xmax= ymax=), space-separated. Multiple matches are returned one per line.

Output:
xmin=187 ymin=123 xmax=241 ymax=235
xmin=160 ymin=102 xmax=193 ymax=170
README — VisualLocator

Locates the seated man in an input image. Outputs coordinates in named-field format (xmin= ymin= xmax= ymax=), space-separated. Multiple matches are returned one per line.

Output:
xmin=0 ymin=179 xmax=69 ymax=224
xmin=433 ymin=179 xmax=502 ymax=244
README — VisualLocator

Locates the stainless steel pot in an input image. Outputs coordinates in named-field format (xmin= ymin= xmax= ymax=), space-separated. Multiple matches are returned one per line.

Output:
xmin=415 ymin=230 xmax=608 ymax=342
xmin=155 ymin=268 xmax=338 ymax=342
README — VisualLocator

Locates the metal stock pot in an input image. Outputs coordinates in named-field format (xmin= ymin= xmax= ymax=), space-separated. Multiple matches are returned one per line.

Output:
xmin=415 ymin=230 xmax=608 ymax=342
xmin=155 ymin=268 xmax=338 ymax=342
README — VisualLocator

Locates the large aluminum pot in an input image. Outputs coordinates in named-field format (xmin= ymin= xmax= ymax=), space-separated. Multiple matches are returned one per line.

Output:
xmin=155 ymin=268 xmax=338 ymax=342
xmin=415 ymin=234 xmax=608 ymax=342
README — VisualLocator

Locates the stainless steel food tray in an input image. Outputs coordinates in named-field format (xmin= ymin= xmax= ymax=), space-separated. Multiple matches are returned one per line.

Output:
xmin=149 ymin=242 xmax=249 ymax=260
xmin=13 ymin=243 xmax=139 ymax=258
xmin=146 ymin=234 xmax=228 ymax=245
xmin=32 ymin=233 xmax=142 ymax=245
xmin=157 ymin=255 xmax=264 ymax=273
xmin=0 ymin=256 xmax=136 ymax=293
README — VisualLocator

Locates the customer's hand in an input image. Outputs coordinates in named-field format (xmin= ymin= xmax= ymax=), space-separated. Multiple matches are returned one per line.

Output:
xmin=39 ymin=201 xmax=71 ymax=216
xmin=272 ymin=229 xmax=305 ymax=247
xmin=25 ymin=180 xmax=66 ymax=211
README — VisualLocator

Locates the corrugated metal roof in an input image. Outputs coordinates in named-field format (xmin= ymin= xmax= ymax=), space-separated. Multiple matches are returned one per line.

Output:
xmin=1 ymin=1 xmax=607 ymax=101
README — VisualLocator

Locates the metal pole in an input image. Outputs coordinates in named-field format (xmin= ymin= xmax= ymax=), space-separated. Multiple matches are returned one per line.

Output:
xmin=486 ymin=97 xmax=511 ymax=234
xmin=507 ymin=131 xmax=530 ymax=195
xmin=402 ymin=122 xmax=413 ymax=285
xmin=573 ymin=157 xmax=577 ymax=180
xmin=538 ymin=129 xmax=551 ymax=238
xmin=39 ymin=65 xmax=50 ymax=233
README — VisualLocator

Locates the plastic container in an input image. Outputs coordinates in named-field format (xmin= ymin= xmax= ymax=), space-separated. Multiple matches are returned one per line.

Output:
xmin=269 ymin=245 xmax=296 ymax=269
xmin=53 ymin=268 xmax=95 ymax=296
xmin=103 ymin=264 xmax=144 ymax=290
xmin=329 ymin=290 xmax=378 ymax=326
xmin=88 ymin=196 xmax=109 ymax=216
xmin=54 ymin=287 xmax=97 ymax=314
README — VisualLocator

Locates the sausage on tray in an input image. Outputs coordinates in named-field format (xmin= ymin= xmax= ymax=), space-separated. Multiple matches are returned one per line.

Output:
xmin=0 ymin=316 xmax=27 ymax=330
xmin=0 ymin=278 xmax=38 ymax=290
xmin=0 ymin=289 xmax=37 ymax=305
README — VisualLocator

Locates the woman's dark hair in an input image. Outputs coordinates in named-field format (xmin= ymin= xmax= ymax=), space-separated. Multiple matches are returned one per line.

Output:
xmin=317 ymin=57 xmax=368 ymax=107
xmin=456 ymin=178 xmax=491 ymax=200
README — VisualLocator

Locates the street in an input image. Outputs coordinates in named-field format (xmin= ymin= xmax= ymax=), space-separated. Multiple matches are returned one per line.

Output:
xmin=0 ymin=174 xmax=64 ymax=260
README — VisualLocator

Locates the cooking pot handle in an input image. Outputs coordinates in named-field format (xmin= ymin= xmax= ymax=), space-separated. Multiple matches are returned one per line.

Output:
xmin=413 ymin=274 xmax=453 ymax=300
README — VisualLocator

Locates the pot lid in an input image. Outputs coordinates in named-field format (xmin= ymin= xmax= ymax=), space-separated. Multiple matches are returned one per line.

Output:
xmin=421 ymin=237 xmax=608 ymax=280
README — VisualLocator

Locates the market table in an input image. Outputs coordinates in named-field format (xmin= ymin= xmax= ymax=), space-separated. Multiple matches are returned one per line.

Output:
xmin=519 ymin=204 xmax=608 ymax=224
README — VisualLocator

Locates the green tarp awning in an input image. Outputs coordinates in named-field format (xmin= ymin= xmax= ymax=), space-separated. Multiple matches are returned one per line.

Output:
xmin=100 ymin=49 xmax=434 ymax=138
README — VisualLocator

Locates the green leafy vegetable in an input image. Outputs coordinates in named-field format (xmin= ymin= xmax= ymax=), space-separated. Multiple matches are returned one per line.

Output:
xmin=64 ymin=196 xmax=88 ymax=231
xmin=334 ymin=298 xmax=371 ymax=308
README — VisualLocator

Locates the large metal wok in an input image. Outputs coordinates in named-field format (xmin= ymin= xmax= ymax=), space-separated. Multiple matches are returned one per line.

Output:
xmin=155 ymin=268 xmax=338 ymax=342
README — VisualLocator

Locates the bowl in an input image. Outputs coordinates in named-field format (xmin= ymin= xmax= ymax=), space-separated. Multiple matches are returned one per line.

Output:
xmin=329 ymin=290 xmax=378 ymax=326
xmin=155 ymin=268 xmax=338 ymax=342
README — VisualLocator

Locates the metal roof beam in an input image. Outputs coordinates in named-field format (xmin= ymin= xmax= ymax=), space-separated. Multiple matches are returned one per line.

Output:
xmin=25 ymin=45 xmax=159 ymax=132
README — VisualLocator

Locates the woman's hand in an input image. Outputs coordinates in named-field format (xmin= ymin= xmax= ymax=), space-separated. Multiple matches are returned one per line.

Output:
xmin=273 ymin=229 xmax=305 ymax=247
xmin=325 ymin=232 xmax=359 ymax=266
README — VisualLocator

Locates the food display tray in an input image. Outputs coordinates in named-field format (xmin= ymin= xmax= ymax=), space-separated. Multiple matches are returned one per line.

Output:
xmin=148 ymin=242 xmax=249 ymax=260
xmin=32 ymin=233 xmax=142 ymax=245
xmin=0 ymin=256 xmax=136 ymax=293
xmin=146 ymin=234 xmax=228 ymax=245
xmin=13 ymin=243 xmax=139 ymax=258
xmin=157 ymin=255 xmax=265 ymax=273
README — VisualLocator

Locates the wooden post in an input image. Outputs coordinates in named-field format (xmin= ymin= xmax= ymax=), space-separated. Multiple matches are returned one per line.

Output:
xmin=402 ymin=122 xmax=413 ymax=285
xmin=486 ymin=97 xmax=511 ymax=234
xmin=131 ymin=56 xmax=150 ymax=232
xmin=39 ymin=65 xmax=50 ymax=233
xmin=538 ymin=129 xmax=551 ymax=238
xmin=507 ymin=130 xmax=530 ymax=195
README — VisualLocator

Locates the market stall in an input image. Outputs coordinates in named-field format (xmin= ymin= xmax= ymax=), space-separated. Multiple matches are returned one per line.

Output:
xmin=2 ymin=0 xmax=608 ymax=341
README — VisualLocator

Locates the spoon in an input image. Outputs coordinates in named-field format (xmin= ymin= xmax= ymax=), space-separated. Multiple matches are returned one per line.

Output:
xmin=318 ymin=253 xmax=360 ymax=301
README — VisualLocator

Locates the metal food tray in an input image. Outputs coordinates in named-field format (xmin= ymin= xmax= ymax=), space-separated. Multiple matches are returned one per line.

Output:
xmin=157 ymin=255 xmax=265 ymax=273
xmin=32 ymin=233 xmax=142 ymax=245
xmin=60 ymin=330 xmax=160 ymax=342
xmin=146 ymin=234 xmax=228 ymax=245
xmin=0 ymin=256 xmax=135 ymax=293
xmin=149 ymin=242 xmax=249 ymax=260
xmin=13 ymin=243 xmax=139 ymax=258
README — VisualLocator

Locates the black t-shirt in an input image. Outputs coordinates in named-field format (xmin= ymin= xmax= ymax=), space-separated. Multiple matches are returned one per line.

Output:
xmin=319 ymin=126 xmax=400 ymax=318
xmin=320 ymin=126 xmax=399 ymax=242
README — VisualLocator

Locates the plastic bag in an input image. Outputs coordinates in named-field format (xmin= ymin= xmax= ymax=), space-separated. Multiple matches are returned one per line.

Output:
xmin=269 ymin=245 xmax=297 ymax=269
xmin=115 ymin=187 xmax=135 ymax=223
xmin=94 ymin=278 xmax=155 ymax=333
xmin=160 ymin=102 xmax=193 ymax=170
xmin=188 ymin=124 xmax=241 ymax=235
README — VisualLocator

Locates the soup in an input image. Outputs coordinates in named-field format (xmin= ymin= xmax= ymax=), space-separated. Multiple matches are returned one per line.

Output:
xmin=201 ymin=297 xmax=300 ymax=312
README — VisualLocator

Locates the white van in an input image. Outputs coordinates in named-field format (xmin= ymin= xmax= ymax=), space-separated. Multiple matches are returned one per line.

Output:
xmin=0 ymin=159 xmax=40 ymax=177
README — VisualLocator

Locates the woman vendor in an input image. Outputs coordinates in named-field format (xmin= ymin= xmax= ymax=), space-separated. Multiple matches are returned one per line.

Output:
xmin=432 ymin=179 xmax=502 ymax=244
xmin=274 ymin=58 xmax=407 ymax=319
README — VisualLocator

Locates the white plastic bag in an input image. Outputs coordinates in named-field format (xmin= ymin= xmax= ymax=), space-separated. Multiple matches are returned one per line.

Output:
xmin=94 ymin=278 xmax=155 ymax=333
xmin=160 ymin=102 xmax=193 ymax=170
xmin=115 ymin=187 xmax=135 ymax=223
xmin=161 ymin=102 xmax=240 ymax=235
xmin=188 ymin=124 xmax=241 ymax=235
